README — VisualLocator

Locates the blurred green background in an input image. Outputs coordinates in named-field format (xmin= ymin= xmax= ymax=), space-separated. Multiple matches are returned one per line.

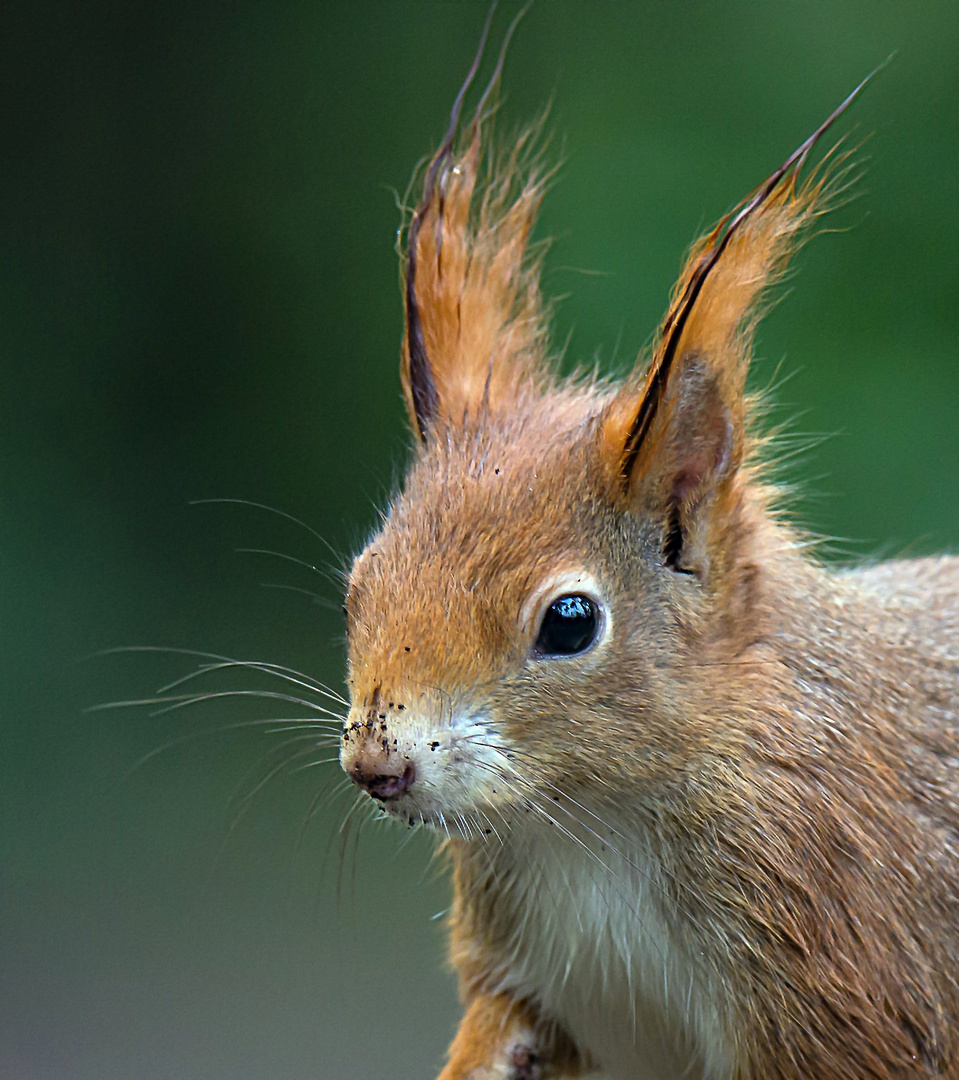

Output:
xmin=2 ymin=2 xmax=957 ymax=1078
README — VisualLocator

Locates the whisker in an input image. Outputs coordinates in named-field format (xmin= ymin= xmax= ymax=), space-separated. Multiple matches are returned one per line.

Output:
xmin=467 ymin=737 xmax=706 ymax=922
xmin=90 ymin=691 xmax=340 ymax=722
xmin=468 ymin=759 xmax=643 ymax=927
xmin=197 ymin=738 xmax=336 ymax=895
xmin=90 ymin=646 xmax=349 ymax=706
xmin=285 ymin=754 xmax=343 ymax=774
xmin=295 ymin=775 xmax=354 ymax=884
xmin=524 ymin=808 xmax=666 ymax=962
xmin=255 ymin=722 xmax=342 ymax=737
xmin=236 ymin=547 xmax=343 ymax=591
xmin=337 ymin=796 xmax=373 ymax=921
xmin=121 ymin=717 xmax=338 ymax=778
xmin=477 ymin=808 xmax=505 ymax=845
xmin=394 ymin=823 xmax=421 ymax=855
xmin=260 ymin=582 xmax=343 ymax=612
xmin=310 ymin=785 xmax=360 ymax=913
xmin=156 ymin=660 xmax=348 ymax=708
xmin=337 ymin=789 xmax=368 ymax=837
xmin=134 ymin=688 xmax=344 ymax=721
xmin=189 ymin=497 xmax=346 ymax=570
xmin=225 ymin=739 xmax=328 ymax=835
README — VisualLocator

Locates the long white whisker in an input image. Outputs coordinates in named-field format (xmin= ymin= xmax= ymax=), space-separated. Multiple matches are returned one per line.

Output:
xmin=155 ymin=658 xmax=348 ymax=707
xmin=189 ymin=497 xmax=345 ymax=568
xmin=468 ymin=761 xmax=616 ymax=935
xmin=337 ymin=790 xmax=368 ymax=836
xmin=464 ymin=736 xmax=704 ymax=923
xmin=286 ymin=754 xmax=342 ymax=774
xmin=121 ymin=717 xmax=339 ymax=777
xmin=91 ymin=691 xmax=343 ymax=724
xmin=260 ymin=582 xmax=342 ymax=612
xmin=255 ymin=721 xmax=342 ymax=736
xmin=91 ymin=646 xmax=349 ymax=706
xmin=137 ymin=688 xmax=344 ymax=720
xmin=295 ymin=776 xmax=351 ymax=860
xmin=236 ymin=547 xmax=343 ymax=590
xmin=477 ymin=808 xmax=505 ymax=845
xmin=225 ymin=739 xmax=328 ymax=833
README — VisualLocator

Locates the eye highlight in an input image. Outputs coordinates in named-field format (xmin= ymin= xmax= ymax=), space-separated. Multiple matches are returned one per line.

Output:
xmin=534 ymin=594 xmax=600 ymax=657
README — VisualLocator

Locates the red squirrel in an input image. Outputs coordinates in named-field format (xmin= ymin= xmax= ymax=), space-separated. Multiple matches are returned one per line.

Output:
xmin=339 ymin=23 xmax=959 ymax=1080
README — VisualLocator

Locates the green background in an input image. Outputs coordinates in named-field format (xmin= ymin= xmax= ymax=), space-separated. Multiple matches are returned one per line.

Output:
xmin=3 ymin=3 xmax=957 ymax=1078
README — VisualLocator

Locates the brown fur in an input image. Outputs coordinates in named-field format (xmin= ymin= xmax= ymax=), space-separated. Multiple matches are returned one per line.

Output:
xmin=340 ymin=60 xmax=959 ymax=1080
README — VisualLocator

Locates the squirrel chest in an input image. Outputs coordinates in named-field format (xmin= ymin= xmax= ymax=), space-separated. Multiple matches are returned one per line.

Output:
xmin=450 ymin=816 xmax=735 ymax=1080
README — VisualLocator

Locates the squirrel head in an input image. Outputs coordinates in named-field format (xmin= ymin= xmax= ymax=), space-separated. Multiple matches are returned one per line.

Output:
xmin=340 ymin=65 xmax=857 ymax=833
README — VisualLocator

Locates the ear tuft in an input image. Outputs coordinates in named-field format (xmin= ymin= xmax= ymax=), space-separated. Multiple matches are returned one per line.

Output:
xmin=401 ymin=10 xmax=549 ymax=442
xmin=603 ymin=75 xmax=871 ymax=524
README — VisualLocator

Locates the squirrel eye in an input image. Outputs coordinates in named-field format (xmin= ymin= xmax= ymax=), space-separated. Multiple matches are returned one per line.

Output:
xmin=534 ymin=595 xmax=599 ymax=657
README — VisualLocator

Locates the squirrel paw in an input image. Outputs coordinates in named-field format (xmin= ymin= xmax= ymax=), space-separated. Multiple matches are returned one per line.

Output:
xmin=504 ymin=1041 xmax=542 ymax=1080
xmin=438 ymin=993 xmax=590 ymax=1080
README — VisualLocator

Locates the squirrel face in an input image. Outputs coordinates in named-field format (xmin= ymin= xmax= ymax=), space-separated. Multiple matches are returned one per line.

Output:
xmin=340 ymin=43 xmax=856 ymax=839
xmin=341 ymin=386 xmax=741 ymax=833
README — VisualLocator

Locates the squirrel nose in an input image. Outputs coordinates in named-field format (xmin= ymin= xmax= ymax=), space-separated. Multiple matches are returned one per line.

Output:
xmin=347 ymin=744 xmax=416 ymax=801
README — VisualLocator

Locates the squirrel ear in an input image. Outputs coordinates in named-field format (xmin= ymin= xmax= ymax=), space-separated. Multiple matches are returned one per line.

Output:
xmin=604 ymin=353 xmax=738 ymax=575
xmin=601 ymin=80 xmax=868 ymax=565
xmin=402 ymin=11 xmax=547 ymax=442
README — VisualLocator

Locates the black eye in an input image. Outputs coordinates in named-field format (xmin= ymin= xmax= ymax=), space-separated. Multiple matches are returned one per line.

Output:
xmin=534 ymin=595 xmax=599 ymax=657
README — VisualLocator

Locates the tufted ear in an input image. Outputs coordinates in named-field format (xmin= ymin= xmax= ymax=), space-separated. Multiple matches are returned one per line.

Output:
xmin=601 ymin=79 xmax=869 ymax=574
xmin=401 ymin=10 xmax=549 ymax=442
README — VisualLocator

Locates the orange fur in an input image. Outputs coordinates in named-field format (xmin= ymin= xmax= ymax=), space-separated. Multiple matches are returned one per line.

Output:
xmin=437 ymin=993 xmax=586 ymax=1080
xmin=401 ymin=125 xmax=550 ymax=435
xmin=341 ymin=57 xmax=959 ymax=1080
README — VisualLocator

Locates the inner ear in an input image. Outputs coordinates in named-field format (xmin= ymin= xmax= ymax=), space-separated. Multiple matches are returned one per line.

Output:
xmin=650 ymin=359 xmax=735 ymax=575
xmin=662 ymin=506 xmax=689 ymax=574
xmin=664 ymin=359 xmax=734 ymax=507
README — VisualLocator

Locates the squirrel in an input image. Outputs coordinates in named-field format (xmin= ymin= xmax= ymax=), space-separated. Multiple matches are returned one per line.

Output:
xmin=338 ymin=21 xmax=959 ymax=1080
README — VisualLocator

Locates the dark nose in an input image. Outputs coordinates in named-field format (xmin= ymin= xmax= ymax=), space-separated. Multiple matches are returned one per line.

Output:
xmin=348 ymin=745 xmax=416 ymax=801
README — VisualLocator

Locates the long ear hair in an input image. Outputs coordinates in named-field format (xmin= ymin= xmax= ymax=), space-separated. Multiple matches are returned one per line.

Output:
xmin=401 ymin=6 xmax=550 ymax=442
xmin=601 ymin=74 xmax=872 ymax=534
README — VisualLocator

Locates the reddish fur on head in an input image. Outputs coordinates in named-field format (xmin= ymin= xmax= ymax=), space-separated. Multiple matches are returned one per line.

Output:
xmin=402 ymin=125 xmax=550 ymax=439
